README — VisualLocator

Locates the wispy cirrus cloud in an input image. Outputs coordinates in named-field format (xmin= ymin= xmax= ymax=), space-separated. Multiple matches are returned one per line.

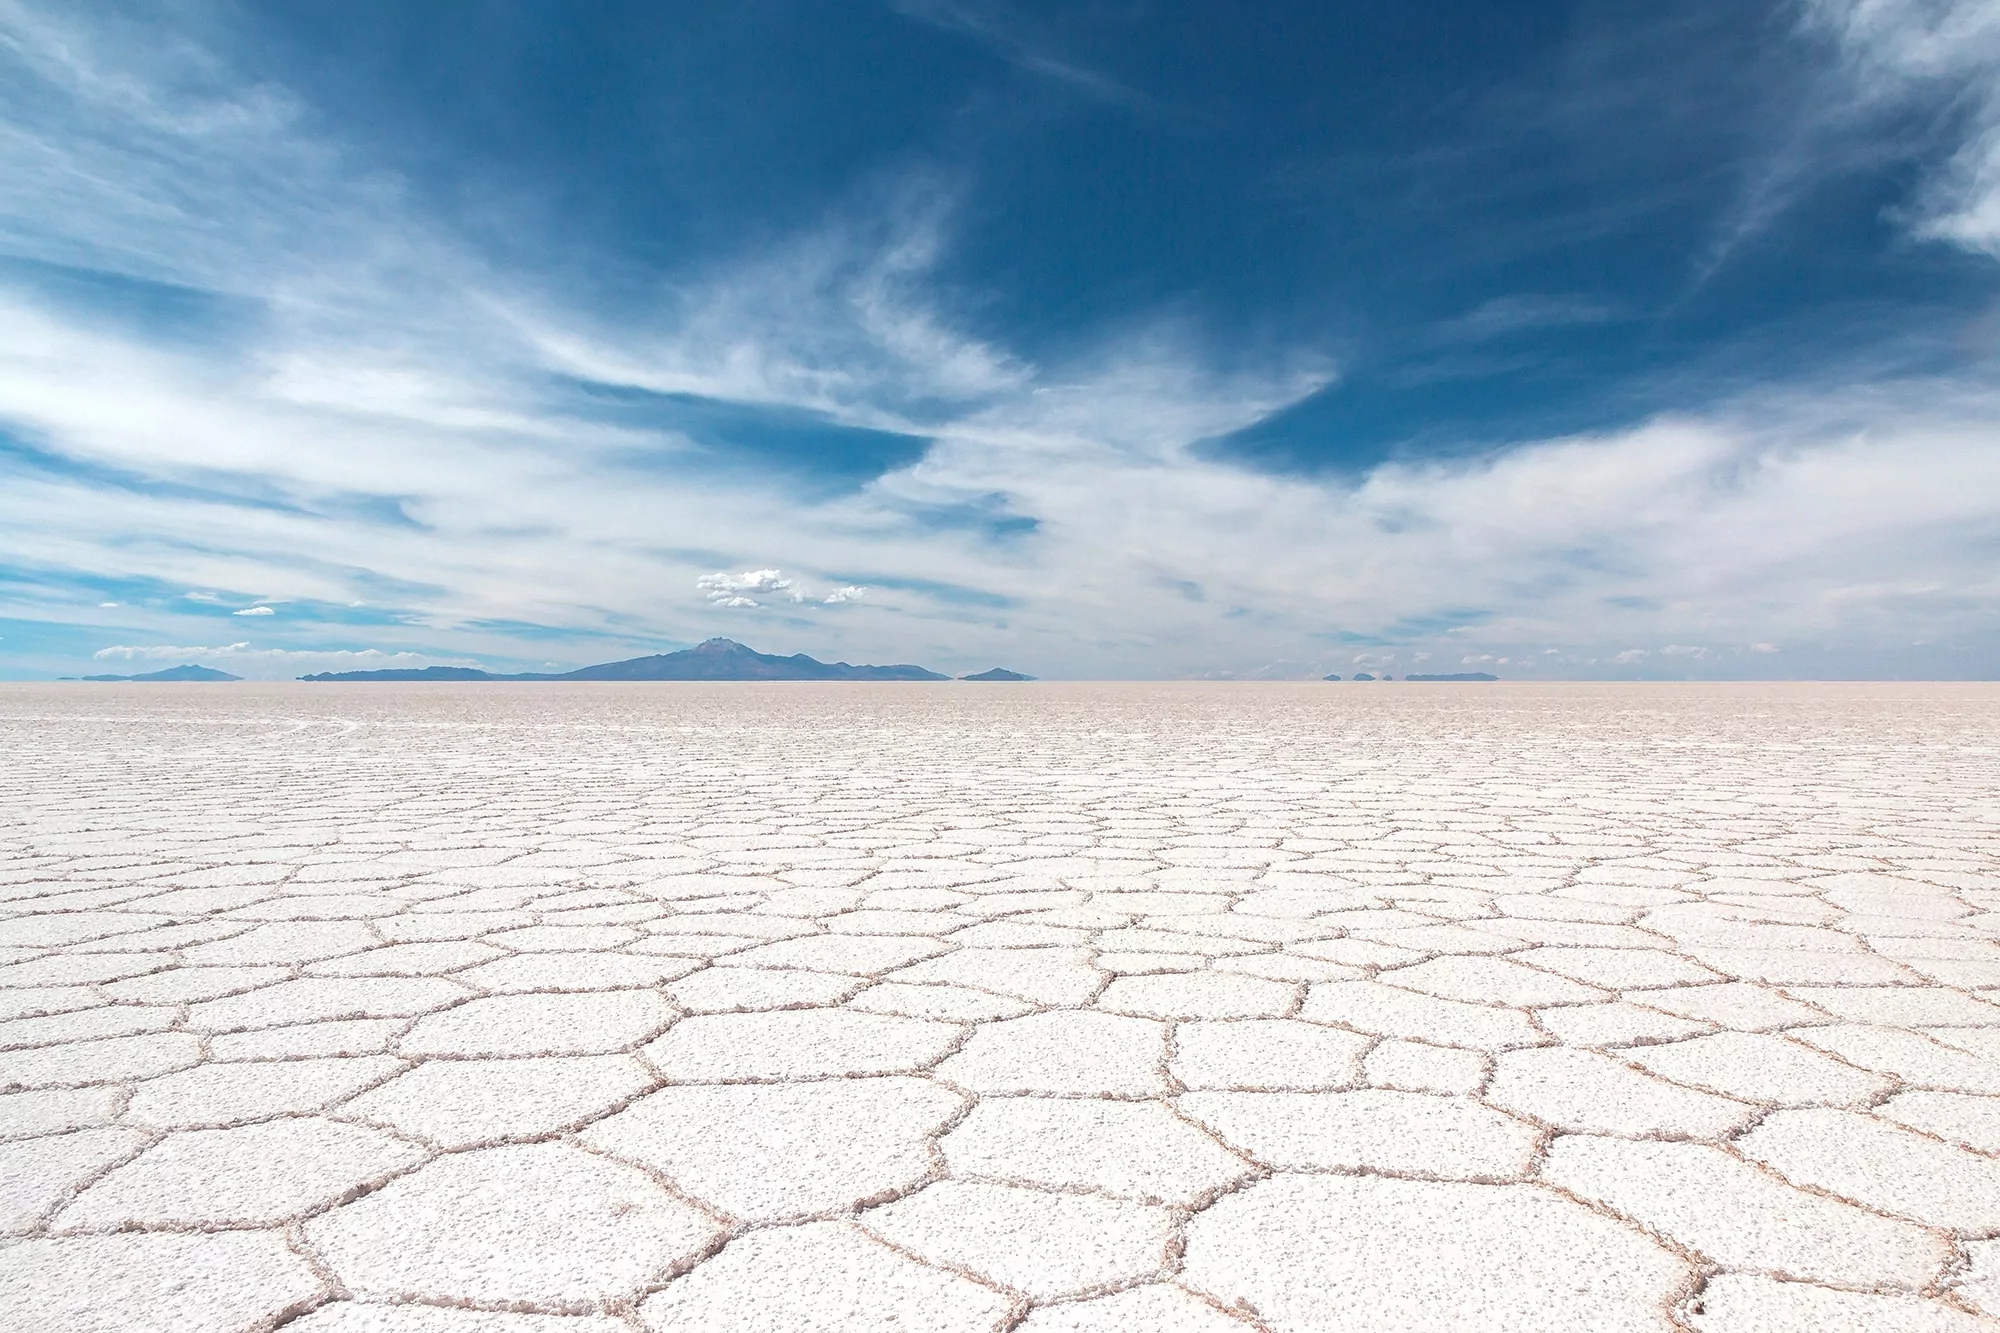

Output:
xmin=1433 ymin=295 xmax=1620 ymax=343
xmin=1805 ymin=0 xmax=2000 ymax=255
xmin=1691 ymin=0 xmax=2000 ymax=279
xmin=887 ymin=0 xmax=1147 ymax=108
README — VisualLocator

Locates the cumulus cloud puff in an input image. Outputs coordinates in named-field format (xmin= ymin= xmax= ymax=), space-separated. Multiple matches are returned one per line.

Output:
xmin=695 ymin=570 xmax=870 ymax=610
xmin=697 ymin=570 xmax=805 ymax=608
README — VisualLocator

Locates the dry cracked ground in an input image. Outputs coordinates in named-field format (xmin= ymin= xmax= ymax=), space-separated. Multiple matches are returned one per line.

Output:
xmin=1 ymin=682 xmax=1998 ymax=1333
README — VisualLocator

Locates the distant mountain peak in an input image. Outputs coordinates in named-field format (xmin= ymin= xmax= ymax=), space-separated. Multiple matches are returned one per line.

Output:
xmin=960 ymin=667 xmax=1035 ymax=681
xmin=74 ymin=663 xmax=243 ymax=682
xmin=554 ymin=639 xmax=946 ymax=681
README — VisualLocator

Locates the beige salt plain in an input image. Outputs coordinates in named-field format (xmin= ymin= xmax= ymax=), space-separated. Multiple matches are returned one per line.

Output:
xmin=0 ymin=680 xmax=1997 ymax=1331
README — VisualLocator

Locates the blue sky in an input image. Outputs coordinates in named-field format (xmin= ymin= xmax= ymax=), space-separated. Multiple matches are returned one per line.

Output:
xmin=2 ymin=1 xmax=1997 ymax=680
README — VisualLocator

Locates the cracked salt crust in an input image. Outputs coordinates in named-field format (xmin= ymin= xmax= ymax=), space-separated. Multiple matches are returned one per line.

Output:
xmin=305 ymin=1141 xmax=723 ymax=1307
xmin=1182 ymin=1173 xmax=1689 ymax=1331
xmin=1689 ymin=1274 xmax=1997 ymax=1332
xmin=1180 ymin=1087 xmax=1540 ymax=1178
xmin=0 ymin=681 xmax=1997 ymax=1330
xmin=936 ymin=1009 xmax=1166 ymax=1095
xmin=942 ymin=1094 xmax=1254 ymax=1203
xmin=639 ymin=1220 xmax=1014 ymax=1331
xmin=862 ymin=1178 xmax=1175 ymax=1299
xmin=1172 ymin=1016 xmax=1370 ymax=1089
xmin=582 ymin=1076 xmax=964 ymax=1220
xmin=345 ymin=1053 xmax=654 ymax=1148
xmin=290 ymin=1307 xmax=632 ymax=1332
xmin=127 ymin=1053 xmax=401 ymax=1127
xmin=0 ymin=1232 xmax=324 ymax=1332
xmin=1738 ymin=1107 xmax=2000 ymax=1232
xmin=1014 ymin=1283 xmax=1258 ymax=1330
xmin=1487 ymin=1045 xmax=1761 ymax=1137
xmin=56 ymin=1115 xmax=424 ymax=1229
xmin=1541 ymin=1133 xmax=1950 ymax=1288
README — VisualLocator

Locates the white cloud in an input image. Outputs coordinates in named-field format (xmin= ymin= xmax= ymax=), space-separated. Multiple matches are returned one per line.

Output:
xmin=694 ymin=571 xmax=867 ymax=610
xmin=231 ymin=605 xmax=274 ymax=616
xmin=697 ymin=569 xmax=806 ymax=608
xmin=1613 ymin=649 xmax=1651 ymax=664
xmin=1751 ymin=642 xmax=1781 ymax=653
xmin=1807 ymin=0 xmax=2000 ymax=255
xmin=96 ymin=643 xmax=418 ymax=662
xmin=98 ymin=641 xmax=225 ymax=660
xmin=520 ymin=180 xmax=1028 ymax=418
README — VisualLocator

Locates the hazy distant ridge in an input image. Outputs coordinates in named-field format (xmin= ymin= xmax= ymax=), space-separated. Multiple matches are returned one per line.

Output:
xmin=299 ymin=638 xmax=949 ymax=682
xmin=67 ymin=664 xmax=243 ymax=682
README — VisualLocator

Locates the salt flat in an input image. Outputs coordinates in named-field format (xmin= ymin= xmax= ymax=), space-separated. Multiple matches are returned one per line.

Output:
xmin=0 ymin=681 xmax=1997 ymax=1332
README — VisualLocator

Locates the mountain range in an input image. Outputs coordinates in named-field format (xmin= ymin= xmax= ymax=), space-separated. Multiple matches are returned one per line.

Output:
xmin=47 ymin=647 xmax=1489 ymax=684
xmin=299 ymin=638 xmax=958 ymax=682
xmin=65 ymin=664 xmax=244 ymax=682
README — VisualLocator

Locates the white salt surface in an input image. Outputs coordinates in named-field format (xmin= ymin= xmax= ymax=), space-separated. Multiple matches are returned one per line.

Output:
xmin=1 ymin=680 xmax=1998 ymax=1330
